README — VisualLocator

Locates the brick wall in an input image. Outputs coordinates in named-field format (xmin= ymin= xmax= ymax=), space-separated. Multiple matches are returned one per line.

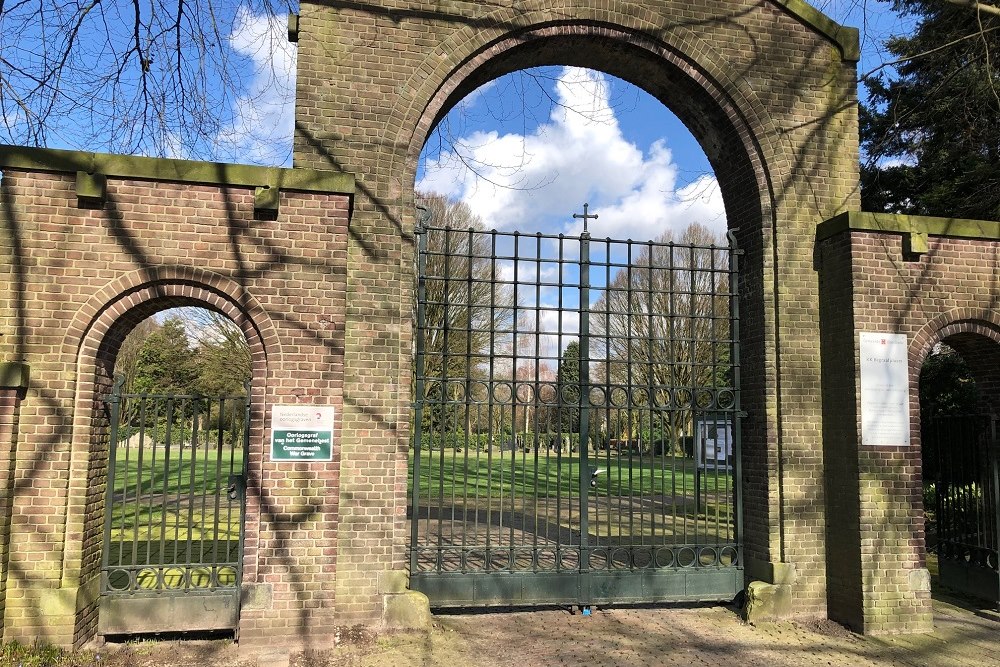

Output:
xmin=294 ymin=0 xmax=860 ymax=618
xmin=0 ymin=371 xmax=27 ymax=639
xmin=0 ymin=163 xmax=351 ymax=646
xmin=818 ymin=224 xmax=1000 ymax=634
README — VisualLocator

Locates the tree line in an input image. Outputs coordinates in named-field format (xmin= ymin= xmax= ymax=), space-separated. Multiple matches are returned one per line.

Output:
xmin=115 ymin=310 xmax=251 ymax=396
xmin=415 ymin=192 xmax=732 ymax=453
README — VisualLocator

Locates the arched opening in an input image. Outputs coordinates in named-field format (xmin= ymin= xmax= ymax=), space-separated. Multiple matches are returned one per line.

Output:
xmin=404 ymin=30 xmax=769 ymax=606
xmin=919 ymin=332 xmax=1000 ymax=605
xmin=70 ymin=282 xmax=268 ymax=641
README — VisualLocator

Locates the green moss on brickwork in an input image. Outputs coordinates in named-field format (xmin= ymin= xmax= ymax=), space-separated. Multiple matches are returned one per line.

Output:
xmin=0 ymin=145 xmax=355 ymax=194
xmin=0 ymin=363 xmax=28 ymax=389
xmin=775 ymin=0 xmax=860 ymax=61
xmin=818 ymin=211 xmax=1000 ymax=242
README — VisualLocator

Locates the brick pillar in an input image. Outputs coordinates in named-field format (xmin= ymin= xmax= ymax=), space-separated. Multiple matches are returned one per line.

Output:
xmin=0 ymin=362 xmax=29 ymax=640
xmin=817 ymin=229 xmax=933 ymax=634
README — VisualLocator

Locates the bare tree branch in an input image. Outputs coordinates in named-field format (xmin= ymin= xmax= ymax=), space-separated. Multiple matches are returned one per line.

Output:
xmin=942 ymin=0 xmax=1000 ymax=18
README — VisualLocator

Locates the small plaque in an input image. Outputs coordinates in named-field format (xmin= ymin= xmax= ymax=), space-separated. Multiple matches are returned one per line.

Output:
xmin=270 ymin=405 xmax=335 ymax=461
xmin=859 ymin=332 xmax=910 ymax=446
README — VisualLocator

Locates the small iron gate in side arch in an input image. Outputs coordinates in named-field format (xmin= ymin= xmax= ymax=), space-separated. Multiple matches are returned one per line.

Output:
xmin=409 ymin=214 xmax=744 ymax=608
xmin=923 ymin=414 xmax=1000 ymax=604
xmin=99 ymin=377 xmax=249 ymax=634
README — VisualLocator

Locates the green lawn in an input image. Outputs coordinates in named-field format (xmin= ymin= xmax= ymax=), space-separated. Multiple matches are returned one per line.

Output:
xmin=410 ymin=448 xmax=733 ymax=501
xmin=109 ymin=445 xmax=244 ymax=545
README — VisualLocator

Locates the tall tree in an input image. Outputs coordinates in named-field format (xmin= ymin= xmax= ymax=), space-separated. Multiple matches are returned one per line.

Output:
xmin=185 ymin=309 xmax=252 ymax=395
xmin=554 ymin=341 xmax=581 ymax=434
xmin=591 ymin=223 xmax=731 ymax=441
xmin=115 ymin=316 xmax=162 ymax=392
xmin=861 ymin=0 xmax=1000 ymax=220
xmin=132 ymin=316 xmax=199 ymax=394
xmin=414 ymin=193 xmax=514 ymax=434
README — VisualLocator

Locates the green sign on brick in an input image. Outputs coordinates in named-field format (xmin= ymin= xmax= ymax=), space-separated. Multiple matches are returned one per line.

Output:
xmin=270 ymin=405 xmax=335 ymax=461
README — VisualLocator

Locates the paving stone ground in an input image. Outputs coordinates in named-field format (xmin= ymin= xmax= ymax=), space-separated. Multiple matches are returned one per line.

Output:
xmin=89 ymin=595 xmax=999 ymax=667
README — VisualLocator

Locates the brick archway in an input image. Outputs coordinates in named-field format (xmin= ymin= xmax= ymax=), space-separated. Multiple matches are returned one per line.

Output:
xmin=293 ymin=0 xmax=860 ymax=619
xmin=913 ymin=313 xmax=1000 ymax=416
xmin=61 ymin=269 xmax=276 ymax=644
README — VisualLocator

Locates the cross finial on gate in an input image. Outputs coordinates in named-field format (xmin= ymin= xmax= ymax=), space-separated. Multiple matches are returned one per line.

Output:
xmin=573 ymin=203 xmax=598 ymax=233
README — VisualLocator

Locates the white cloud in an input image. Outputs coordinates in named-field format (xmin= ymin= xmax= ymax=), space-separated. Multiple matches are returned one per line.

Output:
xmin=417 ymin=67 xmax=727 ymax=240
xmin=215 ymin=8 xmax=296 ymax=166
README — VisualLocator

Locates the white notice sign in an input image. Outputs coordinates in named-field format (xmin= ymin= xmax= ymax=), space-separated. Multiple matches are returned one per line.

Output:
xmin=859 ymin=332 xmax=910 ymax=446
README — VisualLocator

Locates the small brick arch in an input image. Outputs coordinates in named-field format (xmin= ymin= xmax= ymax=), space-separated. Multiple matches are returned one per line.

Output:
xmin=59 ymin=268 xmax=278 ymax=639
xmin=912 ymin=311 xmax=1000 ymax=416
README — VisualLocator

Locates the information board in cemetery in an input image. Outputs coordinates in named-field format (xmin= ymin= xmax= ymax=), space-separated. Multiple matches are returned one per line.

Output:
xmin=859 ymin=332 xmax=910 ymax=447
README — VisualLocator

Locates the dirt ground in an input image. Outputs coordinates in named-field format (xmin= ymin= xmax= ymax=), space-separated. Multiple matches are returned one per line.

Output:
xmin=69 ymin=594 xmax=1000 ymax=667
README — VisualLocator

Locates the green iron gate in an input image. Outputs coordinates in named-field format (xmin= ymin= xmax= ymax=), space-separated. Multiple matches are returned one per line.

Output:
xmin=99 ymin=377 xmax=249 ymax=634
xmin=924 ymin=414 xmax=1000 ymax=604
xmin=410 ymin=212 xmax=743 ymax=607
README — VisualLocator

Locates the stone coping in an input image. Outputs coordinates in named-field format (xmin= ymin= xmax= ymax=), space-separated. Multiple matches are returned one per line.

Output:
xmin=0 ymin=145 xmax=354 ymax=195
xmin=817 ymin=211 xmax=1000 ymax=243
xmin=775 ymin=0 xmax=860 ymax=62
xmin=0 ymin=362 xmax=29 ymax=389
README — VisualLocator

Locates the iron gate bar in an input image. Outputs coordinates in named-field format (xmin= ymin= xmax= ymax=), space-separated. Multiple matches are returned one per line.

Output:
xmin=99 ymin=377 xmax=249 ymax=634
xmin=410 ymin=217 xmax=743 ymax=606
xmin=927 ymin=414 xmax=1000 ymax=604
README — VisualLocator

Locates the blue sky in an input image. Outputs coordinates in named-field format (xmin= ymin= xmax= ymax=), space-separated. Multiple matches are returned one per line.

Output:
xmin=4 ymin=0 xmax=915 ymax=240
xmin=415 ymin=0 xmax=917 ymax=242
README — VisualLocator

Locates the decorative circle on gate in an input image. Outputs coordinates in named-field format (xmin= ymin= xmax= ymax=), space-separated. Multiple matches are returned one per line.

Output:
xmin=515 ymin=382 xmax=535 ymax=403
xmin=695 ymin=389 xmax=714 ymax=409
xmin=537 ymin=548 xmax=558 ymax=571
xmin=720 ymin=546 xmax=739 ymax=567
xmin=416 ymin=552 xmax=437 ymax=573
xmin=190 ymin=567 xmax=212 ymax=589
xmin=559 ymin=548 xmax=580 ymax=570
xmin=216 ymin=566 xmax=238 ymax=588
xmin=699 ymin=547 xmax=719 ymax=566
xmin=107 ymin=568 xmax=133 ymax=592
xmin=589 ymin=548 xmax=609 ymax=571
xmin=490 ymin=550 xmax=512 ymax=571
xmin=137 ymin=568 xmax=160 ymax=590
xmin=446 ymin=380 xmax=468 ymax=402
xmin=674 ymin=389 xmax=693 ymax=407
xmin=561 ymin=385 xmax=579 ymax=404
xmin=630 ymin=388 xmax=649 ymax=407
xmin=653 ymin=387 xmax=672 ymax=408
xmin=633 ymin=547 xmax=653 ymax=568
xmin=609 ymin=387 xmax=629 ymax=407
xmin=424 ymin=381 xmax=443 ymax=401
xmin=470 ymin=381 xmax=490 ymax=404
xmin=515 ymin=550 xmax=534 ymax=572
xmin=987 ymin=550 xmax=998 ymax=572
xmin=441 ymin=550 xmax=462 ymax=572
xmin=588 ymin=387 xmax=606 ymax=407
xmin=677 ymin=547 xmax=697 ymax=567
xmin=539 ymin=383 xmax=559 ymax=404
xmin=611 ymin=548 xmax=632 ymax=569
xmin=163 ymin=567 xmax=185 ymax=590
xmin=716 ymin=389 xmax=736 ymax=410
xmin=492 ymin=382 xmax=513 ymax=403
xmin=655 ymin=547 xmax=676 ymax=568
xmin=467 ymin=550 xmax=487 ymax=572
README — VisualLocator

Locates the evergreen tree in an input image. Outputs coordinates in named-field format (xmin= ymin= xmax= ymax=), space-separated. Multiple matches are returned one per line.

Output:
xmin=555 ymin=341 xmax=582 ymax=433
xmin=133 ymin=317 xmax=199 ymax=395
xmin=861 ymin=1 xmax=1000 ymax=220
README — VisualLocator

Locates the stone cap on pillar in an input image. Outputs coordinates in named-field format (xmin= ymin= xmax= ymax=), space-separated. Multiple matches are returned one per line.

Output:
xmin=0 ymin=362 xmax=29 ymax=389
